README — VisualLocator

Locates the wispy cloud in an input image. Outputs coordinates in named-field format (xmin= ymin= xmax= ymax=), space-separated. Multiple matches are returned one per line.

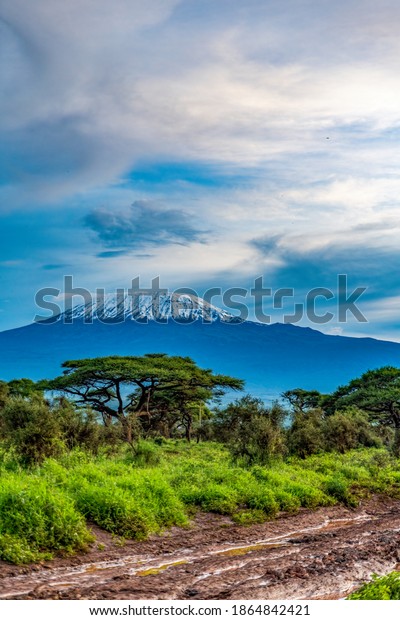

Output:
xmin=84 ymin=200 xmax=206 ymax=251
xmin=41 ymin=264 xmax=69 ymax=270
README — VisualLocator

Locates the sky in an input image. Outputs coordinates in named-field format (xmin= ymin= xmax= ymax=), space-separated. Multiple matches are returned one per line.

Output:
xmin=1 ymin=0 xmax=400 ymax=339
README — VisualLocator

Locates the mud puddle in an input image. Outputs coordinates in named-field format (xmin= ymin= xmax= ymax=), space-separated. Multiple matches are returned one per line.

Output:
xmin=1 ymin=496 xmax=400 ymax=600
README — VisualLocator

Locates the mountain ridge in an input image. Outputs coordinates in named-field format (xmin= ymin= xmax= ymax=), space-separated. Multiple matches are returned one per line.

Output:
xmin=1 ymin=296 xmax=400 ymax=400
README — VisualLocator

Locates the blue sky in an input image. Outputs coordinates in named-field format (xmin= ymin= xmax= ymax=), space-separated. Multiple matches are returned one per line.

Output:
xmin=1 ymin=0 xmax=400 ymax=339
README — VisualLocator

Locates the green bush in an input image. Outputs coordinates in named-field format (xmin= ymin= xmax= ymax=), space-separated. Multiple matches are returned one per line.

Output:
xmin=214 ymin=396 xmax=287 ymax=464
xmin=116 ymin=473 xmax=188 ymax=528
xmin=55 ymin=399 xmax=103 ymax=453
xmin=287 ymin=410 xmax=325 ymax=457
xmin=324 ymin=408 xmax=382 ymax=453
xmin=1 ymin=396 xmax=64 ymax=464
xmin=273 ymin=489 xmax=301 ymax=513
xmin=72 ymin=483 xmax=152 ymax=539
xmin=230 ymin=415 xmax=286 ymax=465
xmin=0 ymin=474 xmax=92 ymax=563
xmin=0 ymin=534 xmax=41 ymax=564
xmin=347 ymin=572 xmax=400 ymax=600
xmin=62 ymin=458 xmax=188 ymax=537
xmin=179 ymin=483 xmax=239 ymax=514
xmin=283 ymin=481 xmax=330 ymax=508
xmin=242 ymin=487 xmax=279 ymax=518
xmin=323 ymin=476 xmax=356 ymax=506
xmin=0 ymin=380 xmax=9 ymax=410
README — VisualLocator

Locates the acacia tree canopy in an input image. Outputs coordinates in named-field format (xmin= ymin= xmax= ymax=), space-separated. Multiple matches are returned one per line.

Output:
xmin=281 ymin=388 xmax=322 ymax=413
xmin=45 ymin=354 xmax=244 ymax=443
xmin=331 ymin=366 xmax=400 ymax=453
xmin=8 ymin=378 xmax=40 ymax=398
xmin=332 ymin=367 xmax=400 ymax=422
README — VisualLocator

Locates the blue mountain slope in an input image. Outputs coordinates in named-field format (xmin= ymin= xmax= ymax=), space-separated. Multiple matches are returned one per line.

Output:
xmin=0 ymin=318 xmax=399 ymax=399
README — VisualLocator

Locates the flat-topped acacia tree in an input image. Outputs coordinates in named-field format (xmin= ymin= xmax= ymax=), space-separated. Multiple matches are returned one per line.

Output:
xmin=330 ymin=366 xmax=400 ymax=454
xmin=45 ymin=354 xmax=244 ymax=443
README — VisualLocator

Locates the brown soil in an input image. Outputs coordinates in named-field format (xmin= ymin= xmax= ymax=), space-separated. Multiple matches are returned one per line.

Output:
xmin=1 ymin=495 xmax=400 ymax=600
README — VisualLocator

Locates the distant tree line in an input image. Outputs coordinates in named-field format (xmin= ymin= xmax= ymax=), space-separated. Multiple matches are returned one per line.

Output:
xmin=0 ymin=356 xmax=399 ymax=464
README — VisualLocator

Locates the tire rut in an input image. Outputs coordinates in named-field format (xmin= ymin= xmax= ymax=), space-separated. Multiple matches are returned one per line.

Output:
xmin=1 ymin=496 xmax=400 ymax=600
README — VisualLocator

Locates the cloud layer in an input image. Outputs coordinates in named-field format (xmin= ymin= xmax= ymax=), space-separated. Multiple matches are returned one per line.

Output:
xmin=1 ymin=0 xmax=400 ymax=339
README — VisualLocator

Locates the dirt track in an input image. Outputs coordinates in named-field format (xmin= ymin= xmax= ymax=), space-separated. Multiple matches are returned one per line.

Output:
xmin=1 ymin=495 xmax=400 ymax=600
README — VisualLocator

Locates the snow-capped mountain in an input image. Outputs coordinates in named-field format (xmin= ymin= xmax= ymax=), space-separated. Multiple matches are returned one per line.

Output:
xmin=1 ymin=294 xmax=400 ymax=399
xmin=56 ymin=292 xmax=240 ymax=324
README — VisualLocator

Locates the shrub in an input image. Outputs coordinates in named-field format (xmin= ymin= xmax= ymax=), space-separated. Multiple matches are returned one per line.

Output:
xmin=347 ymin=572 xmax=400 ymax=600
xmin=0 ymin=534 xmax=40 ymax=564
xmin=115 ymin=472 xmax=188 ymax=528
xmin=55 ymin=398 xmax=103 ymax=453
xmin=214 ymin=396 xmax=287 ymax=464
xmin=0 ymin=474 xmax=92 ymax=563
xmin=323 ymin=407 xmax=381 ymax=453
xmin=67 ymin=463 xmax=188 ymax=538
xmin=0 ymin=381 xmax=9 ymax=410
xmin=179 ymin=483 xmax=239 ymax=514
xmin=287 ymin=409 xmax=325 ymax=457
xmin=323 ymin=476 xmax=356 ymax=506
xmin=72 ymin=483 xmax=152 ymax=539
xmin=283 ymin=481 xmax=329 ymax=508
xmin=273 ymin=489 xmax=301 ymax=513
xmin=245 ymin=487 xmax=279 ymax=518
xmin=229 ymin=415 xmax=286 ymax=465
xmin=1 ymin=396 xmax=64 ymax=464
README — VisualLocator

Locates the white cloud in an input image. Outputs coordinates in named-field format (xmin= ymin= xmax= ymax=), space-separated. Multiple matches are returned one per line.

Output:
xmin=2 ymin=0 xmax=400 ymax=206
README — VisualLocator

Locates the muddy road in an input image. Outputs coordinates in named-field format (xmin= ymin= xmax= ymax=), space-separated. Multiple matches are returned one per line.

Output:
xmin=1 ymin=496 xmax=400 ymax=600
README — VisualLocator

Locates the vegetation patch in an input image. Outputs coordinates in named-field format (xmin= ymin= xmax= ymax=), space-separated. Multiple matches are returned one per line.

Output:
xmin=347 ymin=572 xmax=400 ymax=600
xmin=0 ymin=474 xmax=92 ymax=563
xmin=137 ymin=560 xmax=188 ymax=577
xmin=1 ymin=359 xmax=400 ymax=564
xmin=0 ymin=442 xmax=400 ymax=564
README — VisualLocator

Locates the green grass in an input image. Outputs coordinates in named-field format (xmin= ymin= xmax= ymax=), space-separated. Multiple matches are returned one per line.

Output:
xmin=0 ymin=474 xmax=92 ymax=563
xmin=1 ymin=442 xmax=400 ymax=563
xmin=347 ymin=572 xmax=400 ymax=599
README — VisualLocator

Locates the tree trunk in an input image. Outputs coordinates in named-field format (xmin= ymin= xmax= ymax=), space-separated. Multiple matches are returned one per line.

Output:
xmin=393 ymin=424 xmax=400 ymax=457
xmin=135 ymin=386 xmax=148 ymax=413
xmin=119 ymin=415 xmax=133 ymax=445
xmin=184 ymin=414 xmax=192 ymax=443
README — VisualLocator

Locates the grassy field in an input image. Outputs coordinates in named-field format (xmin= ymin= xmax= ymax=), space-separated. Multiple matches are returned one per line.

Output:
xmin=1 ymin=441 xmax=400 ymax=564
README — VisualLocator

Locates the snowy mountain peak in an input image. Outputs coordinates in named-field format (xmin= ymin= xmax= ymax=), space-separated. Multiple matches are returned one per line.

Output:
xmin=57 ymin=291 xmax=241 ymax=324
